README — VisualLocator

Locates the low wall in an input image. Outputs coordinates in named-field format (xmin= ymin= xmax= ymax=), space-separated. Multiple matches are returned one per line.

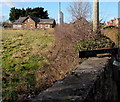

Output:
xmin=32 ymin=57 xmax=118 ymax=102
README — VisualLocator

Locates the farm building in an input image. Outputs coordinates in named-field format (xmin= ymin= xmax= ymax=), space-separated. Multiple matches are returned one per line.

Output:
xmin=13 ymin=16 xmax=56 ymax=29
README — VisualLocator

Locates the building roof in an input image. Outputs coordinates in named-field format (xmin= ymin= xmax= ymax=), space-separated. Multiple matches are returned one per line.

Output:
xmin=30 ymin=16 xmax=40 ymax=23
xmin=13 ymin=16 xmax=55 ymax=24
xmin=39 ymin=19 xmax=55 ymax=24
xmin=117 ymin=18 xmax=120 ymax=20
xmin=13 ymin=17 xmax=28 ymax=24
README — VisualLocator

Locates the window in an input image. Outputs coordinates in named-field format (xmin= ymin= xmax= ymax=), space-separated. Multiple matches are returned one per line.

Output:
xmin=45 ymin=24 xmax=50 ymax=28
xmin=28 ymin=19 xmax=30 ymax=22
xmin=115 ymin=22 xmax=118 ymax=25
xmin=45 ymin=25 xmax=48 ymax=27
xmin=37 ymin=24 xmax=42 ymax=28
xmin=30 ymin=24 xmax=33 ymax=28
xmin=37 ymin=25 xmax=39 ymax=28
xmin=24 ymin=24 xmax=26 ymax=28
xmin=40 ymin=25 xmax=42 ymax=28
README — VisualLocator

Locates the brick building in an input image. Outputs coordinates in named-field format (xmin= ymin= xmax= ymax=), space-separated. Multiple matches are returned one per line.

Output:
xmin=13 ymin=16 xmax=56 ymax=29
xmin=106 ymin=18 xmax=120 ymax=27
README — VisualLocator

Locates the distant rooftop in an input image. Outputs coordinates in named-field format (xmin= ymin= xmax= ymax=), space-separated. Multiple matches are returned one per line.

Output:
xmin=13 ymin=16 xmax=55 ymax=24
xmin=39 ymin=19 xmax=55 ymax=24
xmin=13 ymin=17 xmax=27 ymax=24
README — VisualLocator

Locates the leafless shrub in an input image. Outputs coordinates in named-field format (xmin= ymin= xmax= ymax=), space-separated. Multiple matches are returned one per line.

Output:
xmin=34 ymin=18 xmax=95 ymax=96
xmin=33 ymin=16 xmax=117 ymax=102
xmin=50 ymin=18 xmax=94 ymax=77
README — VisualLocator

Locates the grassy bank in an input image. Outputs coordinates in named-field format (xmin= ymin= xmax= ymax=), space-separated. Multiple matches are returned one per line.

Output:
xmin=2 ymin=29 xmax=54 ymax=101
xmin=1 ymin=26 xmax=116 ymax=102
xmin=101 ymin=28 xmax=120 ymax=46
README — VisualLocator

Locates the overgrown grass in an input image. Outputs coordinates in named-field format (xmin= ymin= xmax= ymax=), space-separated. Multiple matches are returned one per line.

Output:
xmin=2 ymin=29 xmax=54 ymax=102
xmin=101 ymin=28 xmax=119 ymax=46
xmin=76 ymin=35 xmax=113 ymax=51
xmin=117 ymin=30 xmax=120 ymax=47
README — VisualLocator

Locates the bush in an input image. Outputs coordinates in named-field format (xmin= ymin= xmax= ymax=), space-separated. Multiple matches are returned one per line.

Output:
xmin=34 ymin=18 xmax=94 ymax=96
xmin=76 ymin=35 xmax=114 ymax=51
xmin=37 ymin=18 xmax=114 ymax=89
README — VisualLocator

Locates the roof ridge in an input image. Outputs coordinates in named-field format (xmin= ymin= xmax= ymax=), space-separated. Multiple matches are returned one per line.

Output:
xmin=13 ymin=16 xmax=55 ymax=24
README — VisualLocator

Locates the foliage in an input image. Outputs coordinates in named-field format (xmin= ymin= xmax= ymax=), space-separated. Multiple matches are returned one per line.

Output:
xmin=9 ymin=7 xmax=49 ymax=22
xmin=76 ymin=35 xmax=114 ymax=51
xmin=2 ymin=22 xmax=12 ymax=28
xmin=2 ymin=29 xmax=54 ymax=102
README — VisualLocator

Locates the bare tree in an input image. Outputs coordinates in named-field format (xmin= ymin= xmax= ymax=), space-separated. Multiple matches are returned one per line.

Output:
xmin=68 ymin=0 xmax=92 ymax=22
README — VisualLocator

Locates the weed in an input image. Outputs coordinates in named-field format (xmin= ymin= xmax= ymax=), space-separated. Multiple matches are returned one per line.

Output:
xmin=76 ymin=36 xmax=113 ymax=51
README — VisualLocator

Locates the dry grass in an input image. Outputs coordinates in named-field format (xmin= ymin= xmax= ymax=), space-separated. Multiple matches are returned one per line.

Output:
xmin=2 ymin=29 xmax=55 ymax=102
xmin=36 ymin=19 xmax=94 ymax=88
xmin=2 ymin=29 xmax=54 ymax=54
xmin=101 ymin=28 xmax=119 ymax=46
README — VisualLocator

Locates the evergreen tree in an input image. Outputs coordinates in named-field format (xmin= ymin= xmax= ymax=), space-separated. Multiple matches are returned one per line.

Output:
xmin=9 ymin=7 xmax=17 ymax=22
xmin=9 ymin=7 xmax=49 ymax=22
xmin=21 ymin=8 xmax=26 ymax=17
xmin=25 ymin=7 xmax=32 ymax=16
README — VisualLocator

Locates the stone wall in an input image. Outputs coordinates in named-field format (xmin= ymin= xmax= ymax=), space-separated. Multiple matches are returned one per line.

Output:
xmin=32 ymin=57 xmax=119 ymax=102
